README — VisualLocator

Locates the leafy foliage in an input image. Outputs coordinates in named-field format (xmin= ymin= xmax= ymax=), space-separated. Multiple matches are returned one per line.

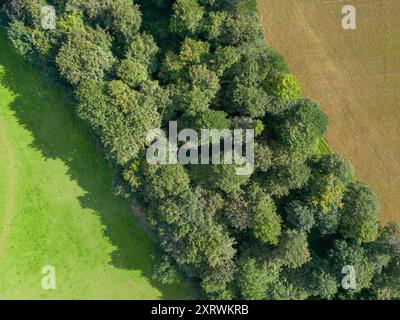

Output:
xmin=4 ymin=0 xmax=398 ymax=300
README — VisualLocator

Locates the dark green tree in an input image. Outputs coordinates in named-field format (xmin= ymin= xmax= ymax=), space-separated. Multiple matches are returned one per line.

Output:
xmin=278 ymin=230 xmax=311 ymax=269
xmin=339 ymin=182 xmax=380 ymax=244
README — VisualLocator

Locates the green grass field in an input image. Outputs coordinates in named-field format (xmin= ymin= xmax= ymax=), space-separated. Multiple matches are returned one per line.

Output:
xmin=0 ymin=31 xmax=190 ymax=299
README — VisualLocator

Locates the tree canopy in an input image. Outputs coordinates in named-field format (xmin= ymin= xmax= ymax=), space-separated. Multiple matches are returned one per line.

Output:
xmin=4 ymin=0 xmax=398 ymax=300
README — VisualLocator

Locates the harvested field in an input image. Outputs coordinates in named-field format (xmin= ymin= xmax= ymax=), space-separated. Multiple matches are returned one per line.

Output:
xmin=257 ymin=0 xmax=400 ymax=223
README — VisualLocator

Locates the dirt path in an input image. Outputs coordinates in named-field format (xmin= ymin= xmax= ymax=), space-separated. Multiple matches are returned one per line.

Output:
xmin=257 ymin=0 xmax=400 ymax=223
xmin=0 ymin=112 xmax=16 ymax=258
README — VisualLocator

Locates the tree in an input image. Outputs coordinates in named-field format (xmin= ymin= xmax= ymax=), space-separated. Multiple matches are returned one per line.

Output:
xmin=307 ymin=174 xmax=346 ymax=214
xmin=189 ymin=109 xmax=231 ymax=131
xmin=229 ymin=84 xmax=271 ymax=117
xmin=314 ymin=208 xmax=340 ymax=235
xmin=253 ymin=198 xmax=281 ymax=245
xmin=56 ymin=27 xmax=115 ymax=86
xmin=372 ymin=251 xmax=400 ymax=299
xmin=309 ymin=270 xmax=338 ymax=299
xmin=268 ymin=73 xmax=301 ymax=102
xmin=170 ymin=0 xmax=204 ymax=36
xmin=254 ymin=143 xmax=272 ymax=172
xmin=7 ymin=20 xmax=33 ymax=57
xmin=224 ymin=191 xmax=252 ymax=230
xmin=203 ymin=11 xmax=230 ymax=41
xmin=225 ymin=11 xmax=259 ymax=45
xmin=5 ymin=0 xmax=44 ymax=27
xmin=116 ymin=59 xmax=149 ymax=88
xmin=285 ymin=201 xmax=315 ymax=233
xmin=230 ymin=56 xmax=268 ymax=87
xmin=7 ymin=0 xmax=399 ymax=301
xmin=144 ymin=164 xmax=190 ymax=201
xmin=4 ymin=0 xmax=23 ymax=21
xmin=152 ymin=254 xmax=180 ymax=285
xmin=104 ymin=80 xmax=163 ymax=164
xmin=204 ymin=224 xmax=236 ymax=268
xmin=201 ymin=261 xmax=235 ymax=298
xmin=140 ymin=80 xmax=171 ymax=114
xmin=76 ymin=78 xmax=157 ymax=166
xmin=273 ymin=99 xmax=329 ymax=155
xmin=329 ymin=240 xmax=377 ymax=293
xmin=188 ymin=64 xmax=220 ymax=101
xmin=107 ymin=80 xmax=139 ymax=113
xmin=309 ymin=154 xmax=355 ymax=185
xmin=262 ymin=162 xmax=311 ymax=197
xmin=101 ymin=0 xmax=142 ymax=46
xmin=125 ymin=33 xmax=159 ymax=72
xmin=190 ymin=163 xmax=249 ymax=194
xmin=278 ymin=230 xmax=311 ymax=269
xmin=339 ymin=182 xmax=380 ymax=244
xmin=75 ymin=79 xmax=111 ymax=131
xmin=159 ymin=38 xmax=210 ymax=83
xmin=176 ymin=86 xmax=210 ymax=117
xmin=159 ymin=51 xmax=186 ymax=83
xmin=236 ymin=257 xmax=277 ymax=300
xmin=58 ymin=13 xmax=85 ymax=33
xmin=266 ymin=278 xmax=306 ymax=300
xmin=179 ymin=37 xmax=210 ymax=64
xmin=253 ymin=120 xmax=265 ymax=137
xmin=212 ymin=45 xmax=240 ymax=76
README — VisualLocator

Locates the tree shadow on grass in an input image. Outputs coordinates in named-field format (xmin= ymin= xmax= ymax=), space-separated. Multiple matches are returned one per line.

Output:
xmin=0 ymin=32 xmax=190 ymax=299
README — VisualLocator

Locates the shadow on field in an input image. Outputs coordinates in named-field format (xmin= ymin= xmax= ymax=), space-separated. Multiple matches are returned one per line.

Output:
xmin=0 ymin=31 xmax=188 ymax=299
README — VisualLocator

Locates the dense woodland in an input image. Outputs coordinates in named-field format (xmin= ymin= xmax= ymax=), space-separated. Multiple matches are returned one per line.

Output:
xmin=1 ymin=0 xmax=399 ymax=299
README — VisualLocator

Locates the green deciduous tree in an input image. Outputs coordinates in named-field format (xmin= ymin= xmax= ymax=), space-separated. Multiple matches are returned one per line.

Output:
xmin=339 ymin=182 xmax=380 ymax=244
xmin=278 ymin=230 xmax=311 ymax=269
xmin=273 ymin=99 xmax=329 ymax=155
xmin=188 ymin=64 xmax=220 ymax=101
xmin=203 ymin=11 xmax=229 ymax=41
xmin=144 ymin=164 xmax=190 ymax=201
xmin=330 ymin=240 xmax=378 ymax=293
xmin=229 ymin=84 xmax=271 ymax=117
xmin=152 ymin=254 xmax=180 ymax=285
xmin=116 ymin=59 xmax=149 ymax=88
xmin=101 ymin=0 xmax=142 ymax=46
xmin=190 ymin=163 xmax=249 ymax=194
xmin=125 ymin=33 xmax=159 ymax=72
xmin=254 ymin=142 xmax=272 ymax=172
xmin=201 ymin=261 xmax=235 ymax=298
xmin=170 ymin=0 xmax=204 ymax=36
xmin=236 ymin=257 xmax=277 ymax=300
xmin=7 ymin=20 xmax=33 ymax=57
xmin=190 ymin=109 xmax=231 ymax=131
xmin=285 ymin=200 xmax=315 ymax=233
xmin=107 ymin=79 xmax=139 ymax=113
xmin=180 ymin=37 xmax=210 ymax=64
xmin=268 ymin=73 xmax=301 ymax=102
xmin=307 ymin=174 xmax=346 ymax=214
xmin=56 ymin=27 xmax=115 ymax=86
xmin=262 ymin=161 xmax=311 ymax=197
xmin=309 ymin=154 xmax=355 ymax=185
xmin=224 ymin=190 xmax=252 ymax=230
xmin=253 ymin=198 xmax=281 ymax=245
xmin=225 ymin=11 xmax=259 ymax=45
xmin=212 ymin=45 xmax=240 ymax=76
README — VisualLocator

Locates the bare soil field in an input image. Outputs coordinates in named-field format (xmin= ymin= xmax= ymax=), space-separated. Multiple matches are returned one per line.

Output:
xmin=257 ymin=0 xmax=400 ymax=223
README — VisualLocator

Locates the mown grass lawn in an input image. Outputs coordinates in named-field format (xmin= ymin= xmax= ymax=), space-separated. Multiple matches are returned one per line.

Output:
xmin=0 ymin=31 xmax=191 ymax=299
